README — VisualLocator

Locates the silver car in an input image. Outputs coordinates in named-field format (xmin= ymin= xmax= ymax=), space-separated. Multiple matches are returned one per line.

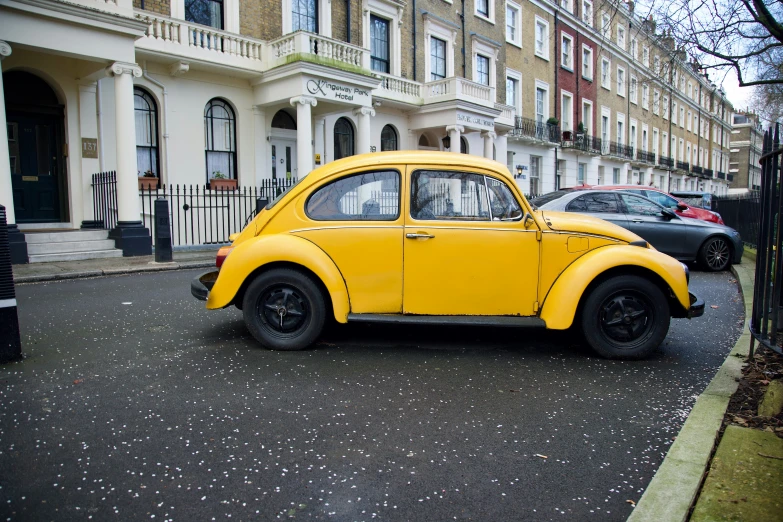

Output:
xmin=531 ymin=189 xmax=743 ymax=271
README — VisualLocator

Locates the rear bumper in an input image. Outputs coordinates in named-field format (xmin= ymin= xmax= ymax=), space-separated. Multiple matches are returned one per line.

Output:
xmin=191 ymin=270 xmax=219 ymax=301
xmin=688 ymin=292 xmax=705 ymax=318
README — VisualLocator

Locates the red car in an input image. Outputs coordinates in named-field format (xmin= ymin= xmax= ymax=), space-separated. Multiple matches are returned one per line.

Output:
xmin=574 ymin=185 xmax=724 ymax=224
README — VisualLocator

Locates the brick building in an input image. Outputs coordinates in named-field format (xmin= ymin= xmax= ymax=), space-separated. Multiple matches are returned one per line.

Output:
xmin=729 ymin=111 xmax=762 ymax=193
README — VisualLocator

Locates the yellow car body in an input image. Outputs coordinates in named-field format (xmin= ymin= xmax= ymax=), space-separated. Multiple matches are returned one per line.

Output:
xmin=192 ymin=151 xmax=703 ymax=359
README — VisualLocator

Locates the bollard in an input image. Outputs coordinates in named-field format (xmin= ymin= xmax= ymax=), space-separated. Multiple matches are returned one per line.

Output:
xmin=154 ymin=198 xmax=173 ymax=263
xmin=0 ymin=205 xmax=22 ymax=363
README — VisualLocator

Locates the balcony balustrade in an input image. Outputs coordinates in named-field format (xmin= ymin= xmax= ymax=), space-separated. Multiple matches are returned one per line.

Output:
xmin=727 ymin=173 xmax=733 ymax=181
xmin=608 ymin=141 xmax=634 ymax=159
xmin=511 ymin=117 xmax=560 ymax=144
xmin=692 ymin=165 xmax=704 ymax=175
xmin=717 ymin=171 xmax=726 ymax=179
xmin=422 ymin=77 xmax=495 ymax=108
xmin=676 ymin=161 xmax=690 ymax=171
xmin=636 ymin=149 xmax=656 ymax=163
xmin=373 ymin=73 xmax=422 ymax=105
xmin=659 ymin=156 xmax=674 ymax=168
xmin=267 ymin=31 xmax=370 ymax=70
xmin=704 ymin=168 xmax=714 ymax=178
xmin=561 ymin=132 xmax=602 ymax=154
xmin=494 ymin=103 xmax=516 ymax=127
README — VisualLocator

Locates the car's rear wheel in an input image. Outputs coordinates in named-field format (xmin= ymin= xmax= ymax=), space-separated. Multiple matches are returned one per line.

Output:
xmin=242 ymin=268 xmax=326 ymax=350
xmin=699 ymin=236 xmax=731 ymax=272
xmin=580 ymin=275 xmax=670 ymax=360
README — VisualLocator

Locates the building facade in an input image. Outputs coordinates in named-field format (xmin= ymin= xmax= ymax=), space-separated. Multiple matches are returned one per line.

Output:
xmin=0 ymin=0 xmax=734 ymax=259
xmin=729 ymin=111 xmax=762 ymax=193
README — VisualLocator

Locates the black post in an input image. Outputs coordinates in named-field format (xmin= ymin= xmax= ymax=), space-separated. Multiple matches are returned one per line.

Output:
xmin=154 ymin=198 xmax=173 ymax=263
xmin=0 ymin=205 xmax=22 ymax=363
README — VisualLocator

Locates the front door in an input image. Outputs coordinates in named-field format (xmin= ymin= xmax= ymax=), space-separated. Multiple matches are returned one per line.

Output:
xmin=269 ymin=139 xmax=297 ymax=180
xmin=8 ymin=112 xmax=63 ymax=222
xmin=402 ymin=167 xmax=540 ymax=316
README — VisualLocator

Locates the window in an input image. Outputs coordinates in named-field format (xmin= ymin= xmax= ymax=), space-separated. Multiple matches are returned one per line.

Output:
xmin=476 ymin=54 xmax=490 ymax=85
xmin=561 ymin=33 xmax=573 ymax=69
xmin=582 ymin=45 xmax=593 ymax=79
xmin=560 ymin=0 xmax=572 ymax=13
xmin=535 ymin=17 xmax=549 ymax=59
xmin=381 ymin=125 xmax=398 ymax=151
xmin=617 ymin=116 xmax=624 ymax=145
xmin=601 ymin=57 xmax=610 ymax=88
xmin=292 ymin=0 xmax=317 ymax=32
xmin=680 ymin=106 xmax=685 ymax=127
xmin=567 ymin=193 xmax=620 ymax=213
xmin=642 ymin=46 xmax=649 ymax=67
xmin=476 ymin=0 xmax=490 ymax=18
xmin=582 ymin=0 xmax=593 ymax=26
xmin=578 ymin=163 xmax=586 ymax=184
xmin=612 ymin=167 xmax=620 ymax=184
xmin=581 ymin=100 xmax=593 ymax=134
xmin=653 ymin=55 xmax=660 ymax=74
xmin=642 ymin=84 xmax=649 ymax=109
xmin=334 ymin=117 xmax=355 ymax=160
xmin=630 ymin=39 xmax=637 ymax=60
xmin=506 ymin=70 xmax=521 ymax=114
xmin=652 ymin=128 xmax=659 ymax=158
xmin=617 ymin=66 xmax=625 ymax=97
xmin=653 ymin=89 xmax=660 ymax=114
xmin=619 ymin=193 xmax=662 ymax=216
xmin=561 ymin=92 xmax=573 ymax=132
xmin=617 ymin=25 xmax=625 ymax=49
xmin=506 ymin=1 xmax=521 ymax=46
xmin=601 ymin=13 xmax=611 ymax=39
xmin=630 ymin=76 xmax=637 ymax=104
xmin=370 ymin=15 xmax=390 ymax=73
xmin=186 ymin=0 xmax=223 ymax=29
xmin=688 ymin=81 xmax=692 ymax=99
xmin=204 ymin=98 xmax=236 ymax=182
xmin=687 ymin=110 xmax=692 ymax=132
xmin=306 ymin=171 xmax=400 ymax=221
xmin=663 ymin=95 xmax=669 ymax=119
xmin=430 ymin=37 xmax=446 ymax=80
xmin=134 ymin=87 xmax=159 ymax=177
xmin=535 ymin=81 xmax=549 ymax=124
xmin=530 ymin=156 xmax=541 ymax=196
xmin=672 ymin=101 xmax=678 ymax=124
xmin=411 ymin=171 xmax=493 ymax=221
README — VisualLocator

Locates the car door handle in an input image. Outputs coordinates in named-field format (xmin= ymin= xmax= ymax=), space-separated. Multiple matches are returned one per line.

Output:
xmin=406 ymin=233 xmax=435 ymax=240
xmin=632 ymin=219 xmax=643 ymax=223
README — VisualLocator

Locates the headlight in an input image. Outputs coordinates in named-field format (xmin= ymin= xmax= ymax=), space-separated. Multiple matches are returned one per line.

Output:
xmin=681 ymin=262 xmax=690 ymax=284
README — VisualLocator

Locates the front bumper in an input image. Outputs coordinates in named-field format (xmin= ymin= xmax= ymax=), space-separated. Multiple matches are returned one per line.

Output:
xmin=191 ymin=270 xmax=219 ymax=301
xmin=688 ymin=292 xmax=705 ymax=318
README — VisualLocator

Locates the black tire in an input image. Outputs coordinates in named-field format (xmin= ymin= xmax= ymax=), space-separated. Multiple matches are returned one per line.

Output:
xmin=242 ymin=268 xmax=326 ymax=351
xmin=580 ymin=275 xmax=670 ymax=360
xmin=699 ymin=236 xmax=732 ymax=272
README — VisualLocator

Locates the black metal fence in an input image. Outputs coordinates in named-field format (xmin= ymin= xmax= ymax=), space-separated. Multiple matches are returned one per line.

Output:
xmin=713 ymin=193 xmax=761 ymax=249
xmin=749 ymin=123 xmax=783 ymax=356
xmin=91 ymin=172 xmax=298 ymax=246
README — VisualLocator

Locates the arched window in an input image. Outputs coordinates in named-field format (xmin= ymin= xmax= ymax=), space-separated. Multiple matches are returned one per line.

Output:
xmin=334 ymin=117 xmax=354 ymax=160
xmin=381 ymin=124 xmax=398 ymax=151
xmin=418 ymin=134 xmax=430 ymax=147
xmin=271 ymin=110 xmax=297 ymax=130
xmin=204 ymin=98 xmax=237 ymax=181
xmin=293 ymin=0 xmax=318 ymax=32
xmin=460 ymin=137 xmax=468 ymax=154
xmin=134 ymin=87 xmax=159 ymax=177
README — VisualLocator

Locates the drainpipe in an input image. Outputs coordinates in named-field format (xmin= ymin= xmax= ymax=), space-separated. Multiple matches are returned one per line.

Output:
xmin=412 ymin=0 xmax=417 ymax=80
xmin=346 ymin=0 xmax=351 ymax=43
xmin=142 ymin=62 xmax=170 ymax=180
xmin=554 ymin=10 xmax=559 ymax=190
xmin=460 ymin=0 xmax=466 ymax=77
xmin=96 ymin=80 xmax=105 ymax=172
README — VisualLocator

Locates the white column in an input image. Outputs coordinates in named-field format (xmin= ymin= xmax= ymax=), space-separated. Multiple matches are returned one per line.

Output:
xmin=314 ymin=118 xmax=325 ymax=166
xmin=496 ymin=132 xmax=508 ymax=170
xmin=290 ymin=96 xmax=317 ymax=178
xmin=353 ymin=106 xmax=376 ymax=154
xmin=76 ymin=83 xmax=100 ymax=227
xmin=252 ymin=107 xmax=267 ymax=186
xmin=0 ymin=42 xmax=14 ymax=224
xmin=109 ymin=62 xmax=143 ymax=223
xmin=408 ymin=130 xmax=418 ymax=150
xmin=482 ymin=131 xmax=497 ymax=159
xmin=446 ymin=125 xmax=464 ymax=153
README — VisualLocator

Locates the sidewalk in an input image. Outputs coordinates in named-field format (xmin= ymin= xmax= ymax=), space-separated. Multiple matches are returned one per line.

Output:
xmin=11 ymin=248 xmax=219 ymax=284
xmin=629 ymin=254 xmax=783 ymax=522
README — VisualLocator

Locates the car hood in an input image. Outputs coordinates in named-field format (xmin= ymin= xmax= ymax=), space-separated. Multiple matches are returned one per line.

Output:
xmin=539 ymin=210 xmax=643 ymax=243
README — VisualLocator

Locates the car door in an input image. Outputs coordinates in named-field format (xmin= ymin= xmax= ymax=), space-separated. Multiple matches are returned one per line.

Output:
xmin=293 ymin=168 xmax=404 ymax=313
xmin=402 ymin=167 xmax=539 ymax=316
xmin=617 ymin=193 xmax=688 ymax=258
xmin=565 ymin=193 xmax=629 ymax=229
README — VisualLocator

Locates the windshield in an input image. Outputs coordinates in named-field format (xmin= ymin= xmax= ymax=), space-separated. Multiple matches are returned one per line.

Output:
xmin=529 ymin=190 xmax=573 ymax=209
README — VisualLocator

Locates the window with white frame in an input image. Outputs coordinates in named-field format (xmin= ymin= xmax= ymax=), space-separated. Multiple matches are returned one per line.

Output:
xmin=424 ymin=14 xmax=456 ymax=82
xmin=653 ymin=55 xmax=660 ymax=74
xmin=617 ymin=25 xmax=626 ymax=49
xmin=185 ymin=0 xmax=224 ymax=29
xmin=662 ymin=131 xmax=668 ymax=156
xmin=476 ymin=54 xmax=490 ymax=85
xmin=601 ymin=56 xmax=610 ymax=88
xmin=582 ymin=45 xmax=593 ymax=79
xmin=471 ymin=35 xmax=499 ymax=99
xmin=687 ymin=110 xmax=692 ymax=132
xmin=561 ymin=91 xmax=573 ymax=132
xmin=535 ymin=17 xmax=549 ymax=59
xmin=602 ymin=12 xmax=611 ymax=39
xmin=629 ymin=120 xmax=637 ymax=152
xmin=363 ymin=0 xmax=404 ymax=76
xmin=663 ymin=95 xmax=669 ymax=119
xmin=630 ymin=76 xmax=637 ymax=104
xmin=370 ymin=15 xmax=391 ymax=73
xmin=617 ymin=113 xmax=625 ymax=145
xmin=642 ymin=84 xmax=649 ymax=109
xmin=642 ymin=46 xmax=649 ymax=67
xmin=653 ymin=128 xmax=659 ymax=158
xmin=506 ymin=68 xmax=522 ymax=115
xmin=680 ymin=106 xmax=685 ymax=127
xmin=282 ymin=0 xmax=330 ymax=36
xmin=617 ymin=66 xmax=625 ymax=97
xmin=506 ymin=1 xmax=521 ymax=47
xmin=582 ymin=0 xmax=593 ymax=26
xmin=642 ymin=125 xmax=648 ymax=151
xmin=687 ymin=81 xmax=692 ymax=99
xmin=535 ymin=80 xmax=549 ymax=123
xmin=560 ymin=0 xmax=572 ymax=13
xmin=630 ymin=38 xmax=637 ymax=60
xmin=431 ymin=37 xmax=447 ymax=80
xmin=561 ymin=33 xmax=573 ymax=69
xmin=475 ymin=0 xmax=490 ymax=19
xmin=653 ymin=89 xmax=660 ymax=114
xmin=582 ymin=99 xmax=593 ymax=134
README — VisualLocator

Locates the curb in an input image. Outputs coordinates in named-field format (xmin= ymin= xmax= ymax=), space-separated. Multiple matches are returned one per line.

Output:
xmin=627 ymin=260 xmax=754 ymax=522
xmin=13 ymin=260 xmax=214 ymax=284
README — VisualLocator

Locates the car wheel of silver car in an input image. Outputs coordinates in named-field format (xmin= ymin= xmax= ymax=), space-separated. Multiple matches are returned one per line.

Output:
xmin=242 ymin=268 xmax=326 ymax=351
xmin=699 ymin=237 xmax=731 ymax=272
xmin=581 ymin=275 xmax=670 ymax=360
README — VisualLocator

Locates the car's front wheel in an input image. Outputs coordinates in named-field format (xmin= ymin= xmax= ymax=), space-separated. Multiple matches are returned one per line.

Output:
xmin=242 ymin=268 xmax=326 ymax=350
xmin=699 ymin=236 xmax=732 ymax=272
xmin=580 ymin=275 xmax=670 ymax=359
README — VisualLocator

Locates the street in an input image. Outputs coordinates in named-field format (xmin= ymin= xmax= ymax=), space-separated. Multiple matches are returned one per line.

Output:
xmin=0 ymin=269 xmax=744 ymax=521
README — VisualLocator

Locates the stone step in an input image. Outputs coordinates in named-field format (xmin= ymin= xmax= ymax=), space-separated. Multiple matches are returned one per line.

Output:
xmin=24 ymin=230 xmax=110 ymax=244
xmin=27 ymin=239 xmax=118 ymax=255
xmin=28 ymin=249 xmax=124 ymax=263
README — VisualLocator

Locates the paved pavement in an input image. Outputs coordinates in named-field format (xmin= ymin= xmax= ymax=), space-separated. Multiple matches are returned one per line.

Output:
xmin=0 ymin=255 xmax=749 ymax=521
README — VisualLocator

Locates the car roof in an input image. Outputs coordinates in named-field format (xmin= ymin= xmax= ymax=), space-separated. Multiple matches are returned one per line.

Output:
xmin=533 ymin=189 xmax=662 ymax=210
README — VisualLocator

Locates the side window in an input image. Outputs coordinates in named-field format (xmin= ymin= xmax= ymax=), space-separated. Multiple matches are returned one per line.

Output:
xmin=487 ymin=177 xmax=523 ymax=220
xmin=645 ymin=191 xmax=678 ymax=209
xmin=411 ymin=170 xmax=489 ymax=220
xmin=566 ymin=195 xmax=588 ymax=212
xmin=619 ymin=194 xmax=662 ymax=216
xmin=567 ymin=193 xmax=619 ymax=212
xmin=306 ymin=170 xmax=400 ymax=220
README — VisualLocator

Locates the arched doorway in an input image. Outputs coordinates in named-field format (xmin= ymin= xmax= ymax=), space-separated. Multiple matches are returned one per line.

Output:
xmin=5 ymin=71 xmax=66 ymax=222
xmin=270 ymin=109 xmax=297 ymax=180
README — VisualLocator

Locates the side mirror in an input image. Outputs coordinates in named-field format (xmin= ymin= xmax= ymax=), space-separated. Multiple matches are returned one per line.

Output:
xmin=676 ymin=202 xmax=688 ymax=211
xmin=523 ymin=212 xmax=534 ymax=229
xmin=661 ymin=208 xmax=677 ymax=220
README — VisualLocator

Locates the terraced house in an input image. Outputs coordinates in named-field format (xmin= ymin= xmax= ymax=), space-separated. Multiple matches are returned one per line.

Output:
xmin=0 ymin=0 xmax=733 ymax=262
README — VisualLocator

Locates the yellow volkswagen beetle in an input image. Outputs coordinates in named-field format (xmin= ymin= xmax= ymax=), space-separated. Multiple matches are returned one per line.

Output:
xmin=192 ymin=151 xmax=704 ymax=359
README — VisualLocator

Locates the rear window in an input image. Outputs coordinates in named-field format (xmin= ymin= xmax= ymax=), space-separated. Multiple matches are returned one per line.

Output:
xmin=529 ymin=190 xmax=574 ymax=208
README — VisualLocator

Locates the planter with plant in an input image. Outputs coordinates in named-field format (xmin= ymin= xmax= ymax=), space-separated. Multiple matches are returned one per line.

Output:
xmin=210 ymin=171 xmax=237 ymax=191
xmin=138 ymin=170 xmax=159 ymax=190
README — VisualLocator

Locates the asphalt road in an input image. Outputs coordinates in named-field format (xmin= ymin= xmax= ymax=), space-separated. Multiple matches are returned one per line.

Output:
xmin=1 ymin=269 xmax=744 ymax=521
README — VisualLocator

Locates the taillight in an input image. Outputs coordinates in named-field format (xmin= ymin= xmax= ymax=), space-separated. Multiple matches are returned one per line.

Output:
xmin=216 ymin=246 xmax=234 ymax=268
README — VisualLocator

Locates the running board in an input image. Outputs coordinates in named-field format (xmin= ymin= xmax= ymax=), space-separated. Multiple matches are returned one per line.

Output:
xmin=346 ymin=314 xmax=546 ymax=328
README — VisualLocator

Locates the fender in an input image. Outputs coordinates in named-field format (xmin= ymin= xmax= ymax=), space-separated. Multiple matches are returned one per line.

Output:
xmin=539 ymin=245 xmax=691 ymax=330
xmin=206 ymin=234 xmax=350 ymax=323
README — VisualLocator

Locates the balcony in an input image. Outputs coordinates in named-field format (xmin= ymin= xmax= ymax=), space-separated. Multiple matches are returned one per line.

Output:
xmin=717 ymin=171 xmax=726 ymax=180
xmin=494 ymin=103 xmax=516 ymax=128
xmin=692 ymin=165 xmax=704 ymax=175
xmin=561 ymin=132 xmax=602 ymax=155
xmin=704 ymin=168 xmax=714 ymax=178
xmin=659 ymin=156 xmax=674 ymax=168
xmin=422 ymin=77 xmax=495 ymax=109
xmin=608 ymin=141 xmax=634 ymax=159
xmin=510 ymin=117 xmax=560 ymax=144
xmin=266 ymin=31 xmax=370 ymax=71
xmin=727 ymin=173 xmax=734 ymax=182
xmin=373 ymin=73 xmax=423 ymax=105
xmin=636 ymin=149 xmax=656 ymax=164
xmin=676 ymin=161 xmax=690 ymax=172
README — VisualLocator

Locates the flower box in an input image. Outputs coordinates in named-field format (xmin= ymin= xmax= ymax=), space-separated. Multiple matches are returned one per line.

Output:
xmin=138 ymin=177 xmax=159 ymax=190
xmin=210 ymin=178 xmax=238 ymax=191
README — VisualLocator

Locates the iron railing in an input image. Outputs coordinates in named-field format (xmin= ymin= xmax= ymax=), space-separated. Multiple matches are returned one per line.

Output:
xmin=636 ymin=150 xmax=656 ymax=163
xmin=561 ymin=133 xmax=602 ymax=154
xmin=749 ymin=123 xmax=783 ymax=356
xmin=692 ymin=165 xmax=704 ymax=175
xmin=705 ymin=168 xmax=715 ymax=178
xmin=714 ymin=193 xmax=761 ymax=249
xmin=676 ymin=161 xmax=690 ymax=171
xmin=607 ymin=141 xmax=633 ymax=159
xmin=659 ymin=156 xmax=674 ymax=168
xmin=511 ymin=117 xmax=561 ymax=143
xmin=728 ymin=173 xmax=734 ymax=182
xmin=91 ymin=172 xmax=298 ymax=246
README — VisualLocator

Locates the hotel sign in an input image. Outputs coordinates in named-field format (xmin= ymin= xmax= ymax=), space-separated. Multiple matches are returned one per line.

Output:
xmin=305 ymin=77 xmax=371 ymax=106
xmin=456 ymin=112 xmax=495 ymax=131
